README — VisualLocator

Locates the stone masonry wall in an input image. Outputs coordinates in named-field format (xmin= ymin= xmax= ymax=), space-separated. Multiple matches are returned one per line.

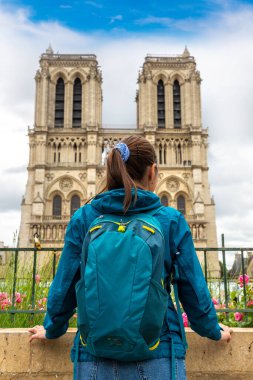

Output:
xmin=0 ymin=328 xmax=252 ymax=379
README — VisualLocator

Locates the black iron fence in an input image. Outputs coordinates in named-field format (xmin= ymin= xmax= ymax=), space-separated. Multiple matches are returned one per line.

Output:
xmin=0 ymin=240 xmax=252 ymax=327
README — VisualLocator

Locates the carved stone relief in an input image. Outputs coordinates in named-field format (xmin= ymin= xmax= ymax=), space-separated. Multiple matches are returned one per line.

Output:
xmin=182 ymin=173 xmax=190 ymax=181
xmin=79 ymin=172 xmax=87 ymax=181
xmin=59 ymin=178 xmax=73 ymax=192
xmin=166 ymin=179 xmax=180 ymax=192
xmin=46 ymin=173 xmax=54 ymax=181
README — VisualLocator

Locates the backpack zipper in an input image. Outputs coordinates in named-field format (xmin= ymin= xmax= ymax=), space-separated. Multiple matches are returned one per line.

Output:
xmin=90 ymin=218 xmax=164 ymax=240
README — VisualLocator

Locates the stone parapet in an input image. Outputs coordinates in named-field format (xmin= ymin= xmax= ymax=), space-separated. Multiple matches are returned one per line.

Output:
xmin=0 ymin=328 xmax=252 ymax=379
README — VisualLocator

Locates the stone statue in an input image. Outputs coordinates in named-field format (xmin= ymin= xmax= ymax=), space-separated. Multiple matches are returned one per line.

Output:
xmin=101 ymin=144 xmax=110 ymax=165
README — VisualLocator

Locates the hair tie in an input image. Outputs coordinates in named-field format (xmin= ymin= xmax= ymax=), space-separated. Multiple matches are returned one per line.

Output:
xmin=114 ymin=142 xmax=130 ymax=162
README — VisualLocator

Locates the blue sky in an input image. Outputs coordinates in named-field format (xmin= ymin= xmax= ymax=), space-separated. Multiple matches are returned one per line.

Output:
xmin=3 ymin=0 xmax=253 ymax=34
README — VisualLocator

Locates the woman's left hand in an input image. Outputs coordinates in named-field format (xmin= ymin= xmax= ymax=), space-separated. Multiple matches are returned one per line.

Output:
xmin=28 ymin=325 xmax=47 ymax=342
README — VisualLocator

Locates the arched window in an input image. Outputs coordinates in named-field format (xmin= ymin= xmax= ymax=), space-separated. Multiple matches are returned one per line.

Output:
xmin=53 ymin=143 xmax=57 ymax=163
xmin=159 ymin=143 xmax=163 ymax=164
xmin=53 ymin=195 xmax=62 ymax=218
xmin=55 ymin=78 xmax=64 ymax=128
xmin=71 ymin=195 xmax=80 ymax=216
xmin=73 ymin=143 xmax=77 ymax=163
xmin=161 ymin=195 xmax=169 ymax=207
xmin=72 ymin=78 xmax=82 ymax=128
xmin=176 ymin=143 xmax=182 ymax=165
xmin=58 ymin=143 xmax=61 ymax=163
xmin=177 ymin=195 xmax=186 ymax=214
xmin=157 ymin=80 xmax=165 ymax=128
xmin=164 ymin=144 xmax=167 ymax=165
xmin=173 ymin=80 xmax=181 ymax=128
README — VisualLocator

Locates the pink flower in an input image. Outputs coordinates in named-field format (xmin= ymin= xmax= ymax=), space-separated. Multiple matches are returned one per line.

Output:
xmin=234 ymin=312 xmax=243 ymax=321
xmin=37 ymin=299 xmax=43 ymax=307
xmin=35 ymin=274 xmax=41 ymax=284
xmin=239 ymin=275 xmax=249 ymax=287
xmin=15 ymin=292 xmax=22 ymax=303
xmin=247 ymin=300 xmax=253 ymax=308
xmin=1 ymin=298 xmax=11 ymax=310
xmin=212 ymin=298 xmax=219 ymax=305
xmin=37 ymin=298 xmax=47 ymax=308
xmin=0 ymin=292 xmax=8 ymax=301
xmin=182 ymin=312 xmax=189 ymax=327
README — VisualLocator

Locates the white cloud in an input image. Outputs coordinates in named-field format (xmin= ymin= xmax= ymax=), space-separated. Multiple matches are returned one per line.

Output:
xmin=0 ymin=4 xmax=253 ymax=249
xmin=109 ymin=14 xmax=123 ymax=23
xmin=85 ymin=1 xmax=103 ymax=9
xmin=60 ymin=5 xmax=72 ymax=9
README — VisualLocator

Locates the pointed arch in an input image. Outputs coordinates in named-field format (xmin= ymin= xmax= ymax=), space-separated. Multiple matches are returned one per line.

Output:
xmin=157 ymin=79 xmax=165 ymax=128
xmin=153 ymin=72 xmax=169 ymax=85
xmin=50 ymin=68 xmax=68 ymax=84
xmin=72 ymin=77 xmax=82 ymax=128
xmin=55 ymin=77 xmax=64 ymax=128
xmin=173 ymin=79 xmax=181 ymax=128
xmin=69 ymin=69 xmax=88 ymax=84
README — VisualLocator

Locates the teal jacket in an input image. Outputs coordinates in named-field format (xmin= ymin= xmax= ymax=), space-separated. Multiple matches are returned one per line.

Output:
xmin=43 ymin=189 xmax=221 ymax=361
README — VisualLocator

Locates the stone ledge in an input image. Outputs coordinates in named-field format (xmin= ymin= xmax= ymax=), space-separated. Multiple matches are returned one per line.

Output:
xmin=0 ymin=328 xmax=252 ymax=379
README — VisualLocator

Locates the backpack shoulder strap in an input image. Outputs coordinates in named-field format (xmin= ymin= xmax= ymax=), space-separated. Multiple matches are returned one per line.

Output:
xmin=152 ymin=206 xmax=188 ymax=350
xmin=146 ymin=205 xmax=164 ymax=216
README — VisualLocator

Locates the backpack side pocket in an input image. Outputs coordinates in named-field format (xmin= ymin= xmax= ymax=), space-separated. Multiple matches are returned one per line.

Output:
xmin=140 ymin=278 xmax=168 ymax=349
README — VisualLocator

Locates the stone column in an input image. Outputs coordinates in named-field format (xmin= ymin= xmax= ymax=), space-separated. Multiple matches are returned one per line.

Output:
xmin=40 ymin=64 xmax=50 ymax=129
xmin=184 ymin=79 xmax=192 ymax=126
xmin=86 ymin=130 xmax=98 ymax=197
xmin=180 ymin=82 xmax=185 ymax=128
xmin=138 ymin=79 xmax=145 ymax=128
xmin=34 ymin=70 xmax=42 ymax=127
xmin=88 ymin=67 xmax=97 ymax=126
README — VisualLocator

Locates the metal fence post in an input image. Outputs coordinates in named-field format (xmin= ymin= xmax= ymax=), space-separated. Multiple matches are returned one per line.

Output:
xmin=10 ymin=249 xmax=19 ymax=324
xmin=241 ymin=249 xmax=247 ymax=319
xmin=222 ymin=234 xmax=229 ymax=322
xmin=30 ymin=248 xmax=37 ymax=324
xmin=204 ymin=250 xmax=207 ymax=283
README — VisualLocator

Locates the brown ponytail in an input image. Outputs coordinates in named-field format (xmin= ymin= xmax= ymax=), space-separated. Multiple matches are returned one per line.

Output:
xmin=106 ymin=136 xmax=157 ymax=213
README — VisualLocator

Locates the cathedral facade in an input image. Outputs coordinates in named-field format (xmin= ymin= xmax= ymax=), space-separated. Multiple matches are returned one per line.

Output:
xmin=18 ymin=47 xmax=219 ymax=273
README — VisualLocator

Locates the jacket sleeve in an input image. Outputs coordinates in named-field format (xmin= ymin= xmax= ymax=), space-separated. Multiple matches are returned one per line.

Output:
xmin=172 ymin=213 xmax=221 ymax=341
xmin=43 ymin=216 xmax=84 ymax=339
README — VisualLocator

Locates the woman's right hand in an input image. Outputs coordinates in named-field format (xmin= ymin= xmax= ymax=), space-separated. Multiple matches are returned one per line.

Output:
xmin=219 ymin=324 xmax=233 ymax=343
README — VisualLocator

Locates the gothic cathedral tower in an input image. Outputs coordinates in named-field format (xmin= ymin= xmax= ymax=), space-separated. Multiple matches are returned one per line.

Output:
xmin=136 ymin=49 xmax=219 ymax=274
xmin=18 ymin=47 xmax=102 ymax=247
xmin=19 ymin=47 xmax=219 ymax=275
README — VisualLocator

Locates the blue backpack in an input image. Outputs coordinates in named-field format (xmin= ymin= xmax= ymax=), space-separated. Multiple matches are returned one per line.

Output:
xmin=75 ymin=208 xmax=169 ymax=361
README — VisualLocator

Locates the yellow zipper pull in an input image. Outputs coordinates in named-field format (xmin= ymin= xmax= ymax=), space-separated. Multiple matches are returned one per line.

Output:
xmin=118 ymin=224 xmax=126 ymax=232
